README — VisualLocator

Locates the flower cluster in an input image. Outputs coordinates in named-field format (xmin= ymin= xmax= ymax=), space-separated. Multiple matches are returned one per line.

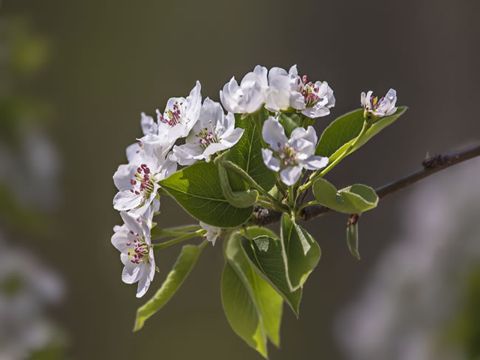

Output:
xmin=111 ymin=64 xmax=398 ymax=302
xmin=111 ymin=81 xmax=244 ymax=297
xmin=221 ymin=65 xmax=335 ymax=117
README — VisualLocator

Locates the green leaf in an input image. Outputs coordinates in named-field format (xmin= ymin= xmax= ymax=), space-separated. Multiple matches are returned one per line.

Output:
xmin=241 ymin=228 xmax=303 ymax=316
xmin=278 ymin=112 xmax=314 ymax=137
xmin=316 ymin=106 xmax=407 ymax=161
xmin=134 ymin=243 xmax=204 ymax=331
xmin=222 ymin=233 xmax=283 ymax=357
xmin=312 ymin=177 xmax=378 ymax=214
xmin=346 ymin=220 xmax=360 ymax=260
xmin=160 ymin=161 xmax=252 ymax=227
xmin=280 ymin=214 xmax=321 ymax=292
xmin=225 ymin=109 xmax=276 ymax=191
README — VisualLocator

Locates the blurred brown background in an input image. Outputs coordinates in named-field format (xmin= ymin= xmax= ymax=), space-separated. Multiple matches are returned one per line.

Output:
xmin=2 ymin=0 xmax=480 ymax=359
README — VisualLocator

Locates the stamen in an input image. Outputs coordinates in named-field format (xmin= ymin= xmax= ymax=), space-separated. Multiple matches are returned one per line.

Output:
xmin=159 ymin=102 xmax=183 ymax=126
xmin=197 ymin=128 xmax=219 ymax=148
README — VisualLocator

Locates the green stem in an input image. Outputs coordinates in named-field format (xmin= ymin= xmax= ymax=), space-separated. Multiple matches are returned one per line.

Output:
xmin=297 ymin=200 xmax=319 ymax=213
xmin=152 ymin=230 xmax=205 ymax=250
xmin=151 ymin=224 xmax=201 ymax=240
xmin=299 ymin=121 xmax=371 ymax=193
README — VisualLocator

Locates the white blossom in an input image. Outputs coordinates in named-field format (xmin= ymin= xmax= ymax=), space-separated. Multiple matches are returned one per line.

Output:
xmin=220 ymin=65 xmax=268 ymax=114
xmin=113 ymin=149 xmax=176 ymax=217
xmin=361 ymin=88 xmax=397 ymax=118
xmin=172 ymin=98 xmax=244 ymax=165
xmin=266 ymin=65 xmax=335 ymax=119
xmin=200 ymin=222 xmax=221 ymax=246
xmin=125 ymin=112 xmax=173 ymax=164
xmin=111 ymin=211 xmax=155 ymax=298
xmin=261 ymin=117 xmax=328 ymax=186
xmin=154 ymin=81 xmax=202 ymax=144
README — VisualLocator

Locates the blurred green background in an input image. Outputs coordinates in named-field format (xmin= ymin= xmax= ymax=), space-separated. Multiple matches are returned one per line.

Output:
xmin=2 ymin=0 xmax=480 ymax=359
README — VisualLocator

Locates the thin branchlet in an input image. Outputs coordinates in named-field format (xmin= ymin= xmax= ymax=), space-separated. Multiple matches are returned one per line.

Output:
xmin=250 ymin=143 xmax=480 ymax=226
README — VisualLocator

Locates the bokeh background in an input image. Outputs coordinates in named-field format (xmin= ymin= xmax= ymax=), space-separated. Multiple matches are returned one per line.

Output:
xmin=1 ymin=0 xmax=480 ymax=359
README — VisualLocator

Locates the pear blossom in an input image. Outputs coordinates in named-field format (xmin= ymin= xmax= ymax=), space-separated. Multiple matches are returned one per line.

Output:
xmin=261 ymin=117 xmax=328 ymax=186
xmin=200 ymin=222 xmax=221 ymax=246
xmin=361 ymin=88 xmax=397 ymax=118
xmin=126 ymin=112 xmax=172 ymax=164
xmin=155 ymin=81 xmax=202 ymax=143
xmin=266 ymin=65 xmax=335 ymax=119
xmin=111 ymin=212 xmax=155 ymax=298
xmin=172 ymin=98 xmax=244 ymax=165
xmin=220 ymin=65 xmax=268 ymax=114
xmin=113 ymin=150 xmax=176 ymax=217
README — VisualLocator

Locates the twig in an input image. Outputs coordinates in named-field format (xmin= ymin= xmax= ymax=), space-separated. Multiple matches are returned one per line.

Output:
xmin=251 ymin=143 xmax=480 ymax=226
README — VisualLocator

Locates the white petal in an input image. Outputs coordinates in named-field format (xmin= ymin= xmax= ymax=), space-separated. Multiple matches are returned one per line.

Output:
xmin=288 ymin=64 xmax=298 ymax=77
xmin=280 ymin=166 xmax=303 ymax=186
xmin=135 ymin=272 xmax=151 ymax=298
xmin=301 ymin=155 xmax=329 ymax=170
xmin=290 ymin=92 xmax=306 ymax=110
xmin=220 ymin=127 xmax=244 ymax=148
xmin=265 ymin=67 xmax=291 ymax=111
xmin=217 ymin=112 xmax=235 ymax=138
xmin=198 ymin=98 xmax=224 ymax=131
xmin=185 ymin=81 xmax=202 ymax=131
xmin=126 ymin=142 xmax=142 ymax=163
xmin=141 ymin=113 xmax=158 ymax=135
xmin=113 ymin=164 xmax=134 ymax=191
xmin=220 ymin=77 xmax=239 ymax=113
xmin=141 ymin=133 xmax=174 ymax=160
xmin=113 ymin=190 xmax=143 ymax=212
xmin=120 ymin=211 xmax=144 ymax=234
xmin=290 ymin=126 xmax=317 ymax=156
xmin=111 ymin=226 xmax=130 ymax=252
xmin=302 ymin=104 xmax=331 ymax=118
xmin=122 ymin=262 xmax=141 ymax=284
xmin=201 ymin=143 xmax=228 ymax=161
xmin=262 ymin=117 xmax=288 ymax=151
xmin=262 ymin=148 xmax=281 ymax=172
xmin=172 ymin=143 xmax=203 ymax=166
xmin=157 ymin=158 xmax=177 ymax=180
xmin=200 ymin=222 xmax=221 ymax=246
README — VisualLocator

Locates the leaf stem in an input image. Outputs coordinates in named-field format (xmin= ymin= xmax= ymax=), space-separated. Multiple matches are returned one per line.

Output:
xmin=299 ymin=121 xmax=371 ymax=193
xmin=152 ymin=230 xmax=205 ymax=250
xmin=151 ymin=224 xmax=202 ymax=240
xmin=221 ymin=159 xmax=287 ymax=211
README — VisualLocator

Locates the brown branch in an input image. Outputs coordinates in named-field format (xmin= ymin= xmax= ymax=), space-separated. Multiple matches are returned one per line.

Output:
xmin=251 ymin=143 xmax=480 ymax=226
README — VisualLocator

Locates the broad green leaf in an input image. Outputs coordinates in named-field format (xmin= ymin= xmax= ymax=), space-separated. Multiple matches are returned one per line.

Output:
xmin=280 ymin=214 xmax=321 ymax=292
xmin=222 ymin=233 xmax=283 ymax=357
xmin=134 ymin=244 xmax=204 ymax=331
xmin=160 ymin=161 xmax=252 ymax=228
xmin=316 ymin=106 xmax=407 ymax=161
xmin=347 ymin=220 xmax=360 ymax=260
xmin=312 ymin=177 xmax=378 ymax=214
xmin=225 ymin=109 xmax=276 ymax=191
xmin=222 ymin=262 xmax=267 ymax=356
xmin=241 ymin=228 xmax=303 ymax=316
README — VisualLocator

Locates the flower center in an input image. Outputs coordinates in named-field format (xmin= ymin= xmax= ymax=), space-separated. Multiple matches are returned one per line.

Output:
xmin=126 ymin=233 xmax=150 ymax=265
xmin=130 ymin=163 xmax=155 ymax=198
xmin=369 ymin=95 xmax=380 ymax=110
xmin=197 ymin=128 xmax=219 ymax=148
xmin=299 ymin=75 xmax=321 ymax=107
xmin=278 ymin=145 xmax=298 ymax=167
xmin=159 ymin=102 xmax=183 ymax=127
